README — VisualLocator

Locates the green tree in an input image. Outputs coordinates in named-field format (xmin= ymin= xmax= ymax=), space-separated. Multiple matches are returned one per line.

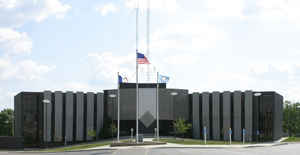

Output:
xmin=0 ymin=108 xmax=14 ymax=136
xmin=283 ymin=101 xmax=300 ymax=136
xmin=173 ymin=117 xmax=192 ymax=138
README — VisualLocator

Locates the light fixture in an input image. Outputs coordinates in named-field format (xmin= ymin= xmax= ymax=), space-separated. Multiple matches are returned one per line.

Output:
xmin=254 ymin=93 xmax=262 ymax=97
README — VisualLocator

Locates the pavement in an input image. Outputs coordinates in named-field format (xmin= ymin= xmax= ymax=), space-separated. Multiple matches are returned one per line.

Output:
xmin=0 ymin=137 xmax=292 ymax=155
xmin=82 ymin=137 xmax=289 ymax=151
xmin=0 ymin=142 xmax=299 ymax=155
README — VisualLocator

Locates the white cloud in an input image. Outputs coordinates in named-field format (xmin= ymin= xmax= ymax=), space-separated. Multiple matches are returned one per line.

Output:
xmin=0 ymin=0 xmax=71 ymax=27
xmin=0 ymin=89 xmax=15 ymax=110
xmin=35 ymin=0 xmax=72 ymax=22
xmin=0 ymin=0 xmax=18 ymax=9
xmin=124 ymin=0 xmax=179 ymax=13
xmin=96 ymin=3 xmax=118 ymax=16
xmin=204 ymin=0 xmax=246 ymax=18
xmin=140 ymin=21 xmax=227 ymax=53
xmin=0 ymin=58 xmax=55 ymax=80
xmin=256 ymin=0 xmax=300 ymax=24
xmin=88 ymin=52 xmax=136 ymax=81
xmin=0 ymin=28 xmax=32 ymax=55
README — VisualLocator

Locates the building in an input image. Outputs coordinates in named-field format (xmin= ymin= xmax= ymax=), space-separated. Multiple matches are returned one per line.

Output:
xmin=14 ymin=83 xmax=283 ymax=147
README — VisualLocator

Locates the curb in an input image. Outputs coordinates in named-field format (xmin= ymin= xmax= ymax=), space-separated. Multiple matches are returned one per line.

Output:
xmin=14 ymin=148 xmax=117 ymax=154
xmin=11 ymin=142 xmax=290 ymax=153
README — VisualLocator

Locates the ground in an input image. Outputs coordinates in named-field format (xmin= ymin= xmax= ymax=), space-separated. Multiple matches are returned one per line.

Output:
xmin=0 ymin=143 xmax=299 ymax=155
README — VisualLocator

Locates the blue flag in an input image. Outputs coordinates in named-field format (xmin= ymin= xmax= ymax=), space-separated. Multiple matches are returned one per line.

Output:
xmin=118 ymin=75 xmax=123 ymax=83
xmin=158 ymin=74 xmax=170 ymax=83
xmin=118 ymin=75 xmax=128 ymax=83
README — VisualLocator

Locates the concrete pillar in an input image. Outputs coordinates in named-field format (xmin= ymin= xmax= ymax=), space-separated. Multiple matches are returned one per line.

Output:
xmin=54 ymin=91 xmax=63 ymax=142
xmin=43 ymin=91 xmax=52 ymax=142
xmin=212 ymin=92 xmax=220 ymax=140
xmin=192 ymin=93 xmax=200 ymax=139
xmin=65 ymin=92 xmax=73 ymax=142
xmin=96 ymin=93 xmax=104 ymax=139
xmin=222 ymin=91 xmax=231 ymax=141
xmin=86 ymin=92 xmax=94 ymax=141
xmin=233 ymin=91 xmax=242 ymax=141
xmin=76 ymin=92 xmax=84 ymax=141
xmin=202 ymin=92 xmax=210 ymax=140
xmin=245 ymin=91 xmax=253 ymax=142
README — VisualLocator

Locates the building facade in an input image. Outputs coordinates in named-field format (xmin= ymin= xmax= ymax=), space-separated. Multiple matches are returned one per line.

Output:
xmin=14 ymin=83 xmax=283 ymax=147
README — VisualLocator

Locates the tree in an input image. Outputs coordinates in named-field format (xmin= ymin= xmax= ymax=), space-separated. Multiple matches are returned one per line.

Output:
xmin=0 ymin=108 xmax=14 ymax=136
xmin=283 ymin=101 xmax=300 ymax=136
xmin=173 ymin=117 xmax=192 ymax=138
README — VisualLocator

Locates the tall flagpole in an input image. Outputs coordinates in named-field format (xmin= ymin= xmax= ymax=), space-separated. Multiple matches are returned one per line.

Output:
xmin=146 ymin=0 xmax=150 ymax=82
xmin=156 ymin=72 xmax=159 ymax=141
xmin=136 ymin=0 xmax=139 ymax=144
xmin=117 ymin=72 xmax=120 ymax=142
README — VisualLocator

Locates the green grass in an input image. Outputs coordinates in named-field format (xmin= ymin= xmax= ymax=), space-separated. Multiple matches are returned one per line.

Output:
xmin=283 ymin=137 xmax=300 ymax=142
xmin=40 ymin=141 xmax=112 ymax=152
xmin=156 ymin=138 xmax=247 ymax=145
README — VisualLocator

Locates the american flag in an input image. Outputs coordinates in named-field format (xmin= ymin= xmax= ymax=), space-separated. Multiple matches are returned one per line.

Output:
xmin=137 ymin=52 xmax=150 ymax=64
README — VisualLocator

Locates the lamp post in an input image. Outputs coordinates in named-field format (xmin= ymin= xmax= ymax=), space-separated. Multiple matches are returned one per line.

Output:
xmin=109 ymin=94 xmax=117 ymax=143
xmin=42 ymin=99 xmax=50 ymax=146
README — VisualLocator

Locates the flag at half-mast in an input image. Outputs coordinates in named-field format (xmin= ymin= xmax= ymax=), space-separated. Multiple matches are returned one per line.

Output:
xmin=137 ymin=52 xmax=150 ymax=64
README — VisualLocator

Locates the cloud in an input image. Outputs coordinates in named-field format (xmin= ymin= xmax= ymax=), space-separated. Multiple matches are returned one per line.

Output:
xmin=0 ymin=0 xmax=71 ymax=27
xmin=87 ymin=52 xmax=135 ymax=81
xmin=124 ymin=0 xmax=179 ymax=13
xmin=255 ymin=0 xmax=300 ymax=24
xmin=0 ymin=89 xmax=15 ymax=110
xmin=204 ymin=0 xmax=246 ymax=18
xmin=248 ymin=62 xmax=300 ymax=101
xmin=95 ymin=3 xmax=118 ymax=16
xmin=0 ymin=0 xmax=18 ymax=9
xmin=0 ymin=28 xmax=32 ymax=55
xmin=138 ymin=21 xmax=228 ymax=55
xmin=0 ymin=58 xmax=55 ymax=80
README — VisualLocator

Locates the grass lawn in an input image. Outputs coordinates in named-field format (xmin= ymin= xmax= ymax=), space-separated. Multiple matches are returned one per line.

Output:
xmin=283 ymin=137 xmax=300 ymax=142
xmin=156 ymin=138 xmax=247 ymax=145
xmin=40 ymin=141 xmax=112 ymax=152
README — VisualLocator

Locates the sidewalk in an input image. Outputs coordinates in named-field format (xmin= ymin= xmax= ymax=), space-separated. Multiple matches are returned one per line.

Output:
xmin=83 ymin=137 xmax=288 ymax=151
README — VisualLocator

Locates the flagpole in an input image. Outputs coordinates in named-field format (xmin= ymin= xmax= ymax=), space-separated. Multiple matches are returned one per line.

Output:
xmin=146 ymin=0 xmax=150 ymax=82
xmin=156 ymin=72 xmax=159 ymax=141
xmin=117 ymin=72 xmax=120 ymax=142
xmin=136 ymin=0 xmax=139 ymax=144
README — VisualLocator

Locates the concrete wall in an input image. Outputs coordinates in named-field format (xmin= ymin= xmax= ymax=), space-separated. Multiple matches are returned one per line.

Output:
xmin=222 ymin=92 xmax=231 ymax=141
xmin=212 ymin=92 xmax=220 ymax=140
xmin=54 ymin=91 xmax=63 ymax=142
xmin=43 ymin=91 xmax=52 ymax=142
xmin=76 ymin=92 xmax=84 ymax=141
xmin=244 ymin=91 xmax=253 ymax=142
xmin=233 ymin=91 xmax=242 ymax=141
xmin=14 ymin=94 xmax=22 ymax=137
xmin=86 ymin=92 xmax=94 ymax=141
xmin=202 ymin=92 xmax=210 ymax=140
xmin=273 ymin=94 xmax=283 ymax=140
xmin=65 ymin=92 xmax=73 ymax=142
xmin=96 ymin=93 xmax=104 ymax=139
xmin=192 ymin=93 xmax=200 ymax=139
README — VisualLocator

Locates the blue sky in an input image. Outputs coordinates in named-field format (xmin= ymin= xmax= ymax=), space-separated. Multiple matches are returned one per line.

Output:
xmin=1 ymin=0 xmax=300 ymax=110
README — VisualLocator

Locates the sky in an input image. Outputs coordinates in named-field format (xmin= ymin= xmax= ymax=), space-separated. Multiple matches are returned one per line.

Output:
xmin=1 ymin=0 xmax=300 ymax=111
